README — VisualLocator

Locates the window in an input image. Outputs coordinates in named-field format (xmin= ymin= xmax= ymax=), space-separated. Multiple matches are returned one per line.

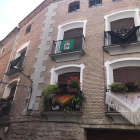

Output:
xmin=1 ymin=47 xmax=5 ymax=54
xmin=89 ymin=0 xmax=102 ymax=7
xmin=113 ymin=0 xmax=118 ymax=1
xmin=69 ymin=1 xmax=80 ymax=12
xmin=25 ymin=25 xmax=31 ymax=35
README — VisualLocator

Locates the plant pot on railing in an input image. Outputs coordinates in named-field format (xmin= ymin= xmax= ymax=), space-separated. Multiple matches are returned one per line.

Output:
xmin=67 ymin=88 xmax=78 ymax=93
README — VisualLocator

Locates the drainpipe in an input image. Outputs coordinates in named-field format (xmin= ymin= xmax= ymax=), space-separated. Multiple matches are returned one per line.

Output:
xmin=0 ymin=32 xmax=20 ymax=94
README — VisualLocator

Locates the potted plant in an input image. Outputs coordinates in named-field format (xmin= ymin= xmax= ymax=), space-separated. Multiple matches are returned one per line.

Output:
xmin=63 ymin=92 xmax=86 ymax=116
xmin=42 ymin=84 xmax=59 ymax=111
xmin=108 ymin=82 xmax=128 ymax=93
xmin=124 ymin=81 xmax=136 ymax=92
xmin=67 ymin=77 xmax=81 ymax=92
xmin=135 ymin=81 xmax=140 ymax=91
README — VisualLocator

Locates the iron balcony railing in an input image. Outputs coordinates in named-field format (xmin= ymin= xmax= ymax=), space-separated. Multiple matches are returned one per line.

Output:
xmin=51 ymin=36 xmax=85 ymax=54
xmin=0 ymin=98 xmax=13 ymax=116
xmin=104 ymin=26 xmax=140 ymax=46
xmin=44 ymin=85 xmax=81 ymax=111
xmin=7 ymin=55 xmax=25 ymax=72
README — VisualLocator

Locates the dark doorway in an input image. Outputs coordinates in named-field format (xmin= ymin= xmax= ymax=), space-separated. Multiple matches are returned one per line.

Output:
xmin=87 ymin=129 xmax=140 ymax=140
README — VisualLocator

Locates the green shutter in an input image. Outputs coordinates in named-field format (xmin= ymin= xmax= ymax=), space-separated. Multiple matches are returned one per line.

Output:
xmin=60 ymin=38 xmax=74 ymax=51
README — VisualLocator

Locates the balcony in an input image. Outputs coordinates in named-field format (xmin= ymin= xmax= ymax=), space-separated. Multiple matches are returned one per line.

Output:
xmin=105 ymin=85 xmax=140 ymax=125
xmin=0 ymin=98 xmax=13 ymax=124
xmin=103 ymin=26 xmax=140 ymax=55
xmin=5 ymin=55 xmax=25 ymax=77
xmin=50 ymin=36 xmax=85 ymax=62
xmin=41 ymin=84 xmax=84 ymax=122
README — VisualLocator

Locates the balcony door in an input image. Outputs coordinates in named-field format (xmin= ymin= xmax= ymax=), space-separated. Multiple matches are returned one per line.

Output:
xmin=63 ymin=28 xmax=83 ymax=51
xmin=8 ymin=86 xmax=16 ymax=99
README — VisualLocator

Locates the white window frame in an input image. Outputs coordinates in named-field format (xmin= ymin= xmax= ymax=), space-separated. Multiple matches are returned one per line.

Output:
xmin=50 ymin=64 xmax=85 ymax=90
xmin=105 ymin=58 xmax=140 ymax=88
xmin=57 ymin=20 xmax=87 ymax=41
xmin=3 ymin=78 xmax=20 ymax=100
xmin=104 ymin=9 xmax=140 ymax=31
xmin=15 ymin=41 xmax=30 ymax=59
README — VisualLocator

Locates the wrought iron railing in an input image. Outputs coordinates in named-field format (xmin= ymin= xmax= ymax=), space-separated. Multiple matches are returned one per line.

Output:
xmin=0 ymin=98 xmax=13 ymax=116
xmin=44 ymin=85 xmax=81 ymax=111
xmin=51 ymin=36 xmax=85 ymax=54
xmin=104 ymin=26 xmax=140 ymax=46
xmin=7 ymin=55 xmax=25 ymax=72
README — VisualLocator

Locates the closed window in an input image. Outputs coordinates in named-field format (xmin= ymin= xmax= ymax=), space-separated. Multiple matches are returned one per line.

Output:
xmin=113 ymin=0 xmax=118 ymax=1
xmin=89 ymin=0 xmax=102 ymax=7
xmin=69 ymin=1 xmax=80 ymax=12
xmin=25 ymin=25 xmax=31 ymax=35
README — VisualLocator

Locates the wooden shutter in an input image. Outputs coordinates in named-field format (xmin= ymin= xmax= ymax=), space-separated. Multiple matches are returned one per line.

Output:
xmin=58 ymin=72 xmax=80 ymax=85
xmin=113 ymin=67 xmax=140 ymax=84
xmin=111 ymin=18 xmax=135 ymax=30
xmin=63 ymin=28 xmax=83 ymax=40
xmin=63 ymin=28 xmax=83 ymax=50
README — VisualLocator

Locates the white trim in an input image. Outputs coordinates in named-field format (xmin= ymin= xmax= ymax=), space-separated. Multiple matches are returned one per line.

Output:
xmin=57 ymin=20 xmax=87 ymax=40
xmin=50 ymin=64 xmax=85 ymax=89
xmin=0 ymin=47 xmax=5 ymax=54
xmin=3 ymin=78 xmax=20 ymax=100
xmin=105 ymin=58 xmax=140 ymax=87
xmin=15 ymin=41 xmax=30 ymax=58
xmin=104 ymin=8 xmax=140 ymax=31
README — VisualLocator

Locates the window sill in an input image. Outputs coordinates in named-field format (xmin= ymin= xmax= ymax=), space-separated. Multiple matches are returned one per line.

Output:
xmin=68 ymin=9 xmax=80 ymax=13
xmin=89 ymin=4 xmax=102 ymax=8
xmin=50 ymin=49 xmax=85 ymax=62
xmin=103 ymin=41 xmax=140 ymax=55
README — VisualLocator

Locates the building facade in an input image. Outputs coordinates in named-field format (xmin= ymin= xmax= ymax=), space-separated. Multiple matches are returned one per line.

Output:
xmin=0 ymin=0 xmax=140 ymax=139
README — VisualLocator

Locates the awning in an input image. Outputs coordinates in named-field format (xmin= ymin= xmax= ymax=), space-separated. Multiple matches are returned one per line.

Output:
xmin=52 ymin=94 xmax=75 ymax=105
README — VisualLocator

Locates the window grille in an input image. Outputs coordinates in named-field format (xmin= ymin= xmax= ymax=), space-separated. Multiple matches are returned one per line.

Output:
xmin=69 ymin=1 xmax=80 ymax=12
xmin=89 ymin=0 xmax=102 ymax=7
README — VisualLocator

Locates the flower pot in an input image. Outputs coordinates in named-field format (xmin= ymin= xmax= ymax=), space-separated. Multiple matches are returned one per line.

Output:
xmin=67 ymin=88 xmax=78 ymax=93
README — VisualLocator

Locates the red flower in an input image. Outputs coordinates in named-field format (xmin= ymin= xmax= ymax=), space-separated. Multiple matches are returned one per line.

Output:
xmin=75 ymin=77 xmax=78 ymax=80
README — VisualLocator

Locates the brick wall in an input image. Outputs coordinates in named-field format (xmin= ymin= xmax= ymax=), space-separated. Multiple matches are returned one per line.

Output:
xmin=1 ymin=0 xmax=140 ymax=139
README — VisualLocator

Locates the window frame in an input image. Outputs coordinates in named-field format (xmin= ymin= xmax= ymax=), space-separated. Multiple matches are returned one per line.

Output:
xmin=25 ymin=25 xmax=31 ymax=35
xmin=89 ymin=0 xmax=102 ymax=8
xmin=68 ymin=1 xmax=80 ymax=13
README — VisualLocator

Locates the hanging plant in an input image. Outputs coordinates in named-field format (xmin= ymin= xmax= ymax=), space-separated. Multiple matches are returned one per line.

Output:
xmin=42 ymin=84 xmax=59 ymax=110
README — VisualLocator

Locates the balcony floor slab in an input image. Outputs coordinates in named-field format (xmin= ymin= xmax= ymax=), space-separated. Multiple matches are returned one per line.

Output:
xmin=50 ymin=50 xmax=85 ymax=62
xmin=104 ymin=42 xmax=140 ymax=55
xmin=42 ymin=111 xmax=83 ymax=122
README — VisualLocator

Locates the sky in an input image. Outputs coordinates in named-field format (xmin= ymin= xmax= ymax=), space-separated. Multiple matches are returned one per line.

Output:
xmin=0 ymin=0 xmax=45 ymax=40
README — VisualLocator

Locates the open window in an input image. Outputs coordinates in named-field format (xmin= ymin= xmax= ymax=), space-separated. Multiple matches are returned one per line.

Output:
xmin=68 ymin=1 xmax=80 ymax=12
xmin=0 ymin=80 xmax=19 ymax=116
xmin=5 ymin=41 xmax=29 ymax=77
